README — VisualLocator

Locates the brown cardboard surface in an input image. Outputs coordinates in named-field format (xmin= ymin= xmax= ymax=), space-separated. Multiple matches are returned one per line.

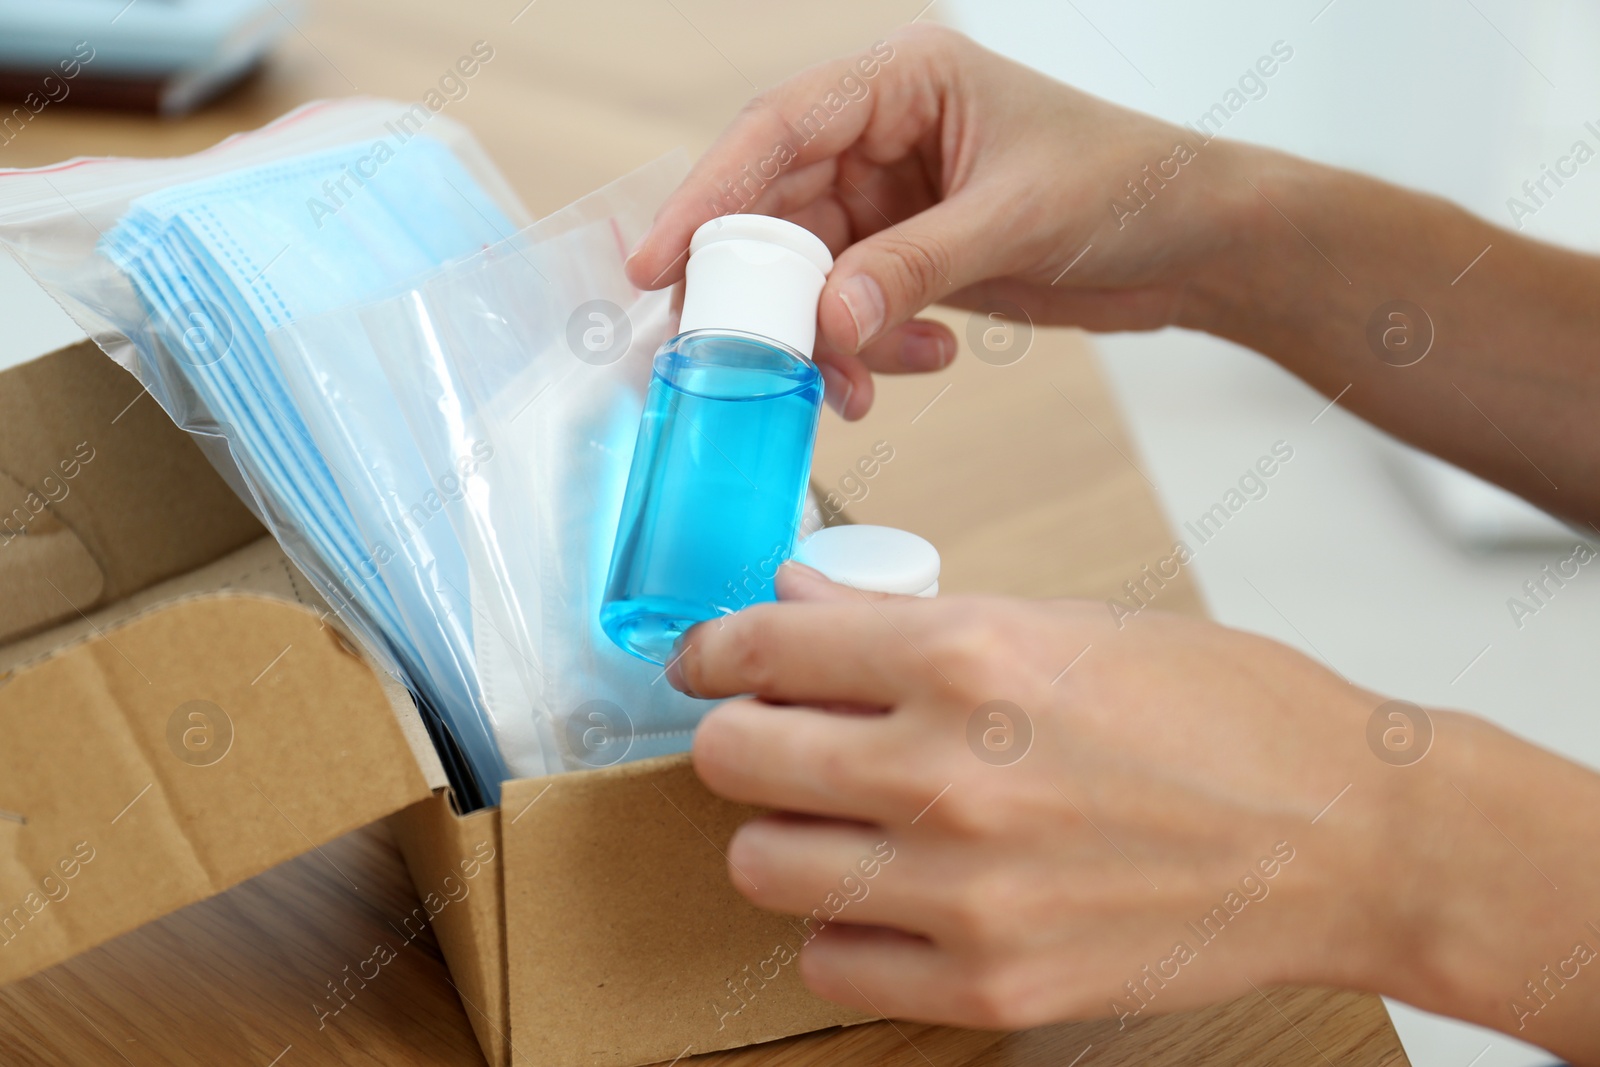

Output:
xmin=389 ymin=791 xmax=509 ymax=1067
xmin=0 ymin=591 xmax=433 ymax=986
xmin=0 ymin=535 xmax=449 ymax=791
xmin=499 ymin=755 xmax=869 ymax=1067
xmin=0 ymin=324 xmax=870 ymax=1065
xmin=0 ymin=341 xmax=264 ymax=644
xmin=0 ymin=465 xmax=105 ymax=638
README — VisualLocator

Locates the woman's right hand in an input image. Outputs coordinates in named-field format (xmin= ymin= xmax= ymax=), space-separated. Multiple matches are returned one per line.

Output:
xmin=624 ymin=23 xmax=1259 ymax=419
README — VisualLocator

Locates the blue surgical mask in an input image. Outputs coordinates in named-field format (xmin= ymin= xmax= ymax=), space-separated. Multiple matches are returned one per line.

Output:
xmin=100 ymin=134 xmax=518 ymax=807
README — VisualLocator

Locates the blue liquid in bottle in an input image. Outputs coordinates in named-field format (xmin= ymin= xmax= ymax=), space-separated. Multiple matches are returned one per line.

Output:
xmin=601 ymin=329 xmax=823 ymax=664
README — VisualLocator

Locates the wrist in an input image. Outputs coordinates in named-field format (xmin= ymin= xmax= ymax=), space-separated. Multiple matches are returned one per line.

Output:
xmin=1371 ymin=711 xmax=1600 ymax=1059
xmin=1174 ymin=142 xmax=1337 ymax=342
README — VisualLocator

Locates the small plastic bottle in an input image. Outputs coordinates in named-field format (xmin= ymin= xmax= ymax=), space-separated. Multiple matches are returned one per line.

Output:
xmin=600 ymin=215 xmax=833 ymax=664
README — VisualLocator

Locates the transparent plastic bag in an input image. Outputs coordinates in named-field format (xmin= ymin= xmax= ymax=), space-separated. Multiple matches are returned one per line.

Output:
xmin=275 ymin=152 xmax=718 ymax=781
xmin=0 ymin=98 xmax=703 ymax=808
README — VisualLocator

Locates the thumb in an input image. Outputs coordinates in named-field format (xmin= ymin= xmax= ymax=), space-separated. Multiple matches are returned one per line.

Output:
xmin=775 ymin=559 xmax=904 ymax=604
xmin=819 ymin=193 xmax=1004 ymax=357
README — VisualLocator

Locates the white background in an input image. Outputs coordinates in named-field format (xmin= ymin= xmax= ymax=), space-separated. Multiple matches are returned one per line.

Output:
xmin=945 ymin=1 xmax=1600 ymax=1064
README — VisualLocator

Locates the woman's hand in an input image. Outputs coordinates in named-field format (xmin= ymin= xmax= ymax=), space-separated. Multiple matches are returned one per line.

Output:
xmin=671 ymin=563 xmax=1400 ymax=1026
xmin=670 ymin=565 xmax=1600 ymax=1060
xmin=625 ymin=24 xmax=1252 ymax=419
xmin=627 ymin=23 xmax=1600 ymax=520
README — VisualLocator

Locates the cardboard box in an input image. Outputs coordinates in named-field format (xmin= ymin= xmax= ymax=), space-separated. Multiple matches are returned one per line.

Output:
xmin=0 ymin=340 xmax=868 ymax=1065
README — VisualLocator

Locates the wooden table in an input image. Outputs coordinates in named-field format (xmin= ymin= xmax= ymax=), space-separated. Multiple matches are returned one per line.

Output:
xmin=0 ymin=0 xmax=1409 ymax=1063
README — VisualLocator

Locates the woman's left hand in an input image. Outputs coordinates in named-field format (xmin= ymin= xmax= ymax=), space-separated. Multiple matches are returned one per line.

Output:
xmin=668 ymin=562 xmax=1600 ymax=1047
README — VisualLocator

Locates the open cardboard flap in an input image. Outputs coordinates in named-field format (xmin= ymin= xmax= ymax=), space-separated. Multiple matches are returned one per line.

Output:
xmin=0 ymin=341 xmax=265 ymax=645
xmin=0 ymin=540 xmax=441 ymax=986
xmin=0 ymin=342 xmax=439 ymax=986
xmin=1 ymin=342 xmax=873 ymax=1066
xmin=1 ymin=539 xmax=872 ymax=1066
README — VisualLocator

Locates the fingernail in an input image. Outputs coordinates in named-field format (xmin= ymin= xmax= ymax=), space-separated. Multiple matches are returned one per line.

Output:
xmin=818 ymin=362 xmax=849 ymax=416
xmin=836 ymin=274 xmax=886 ymax=351
xmin=666 ymin=637 xmax=698 ymax=697
xmin=900 ymin=329 xmax=954 ymax=372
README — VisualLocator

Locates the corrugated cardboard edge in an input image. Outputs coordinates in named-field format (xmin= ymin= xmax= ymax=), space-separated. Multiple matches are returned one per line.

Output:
xmin=0 ymin=591 xmax=434 ymax=985
xmin=434 ymin=486 xmax=853 ymax=1067
xmin=0 ymin=340 xmax=264 ymax=640
xmin=499 ymin=754 xmax=871 ymax=1067
xmin=0 ymin=536 xmax=448 ymax=794
xmin=388 ymin=790 xmax=509 ymax=1067
xmin=0 ymin=467 xmax=107 ymax=638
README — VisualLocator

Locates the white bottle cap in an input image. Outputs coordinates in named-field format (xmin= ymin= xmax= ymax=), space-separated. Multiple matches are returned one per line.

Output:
xmin=792 ymin=525 xmax=941 ymax=597
xmin=678 ymin=215 xmax=833 ymax=357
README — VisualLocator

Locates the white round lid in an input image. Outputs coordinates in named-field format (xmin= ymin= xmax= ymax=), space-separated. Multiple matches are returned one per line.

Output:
xmin=792 ymin=524 xmax=941 ymax=597
xmin=688 ymin=214 xmax=833 ymax=272
xmin=678 ymin=215 xmax=833 ymax=356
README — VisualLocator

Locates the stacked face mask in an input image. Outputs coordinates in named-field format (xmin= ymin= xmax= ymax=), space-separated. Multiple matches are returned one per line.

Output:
xmin=99 ymin=134 xmax=517 ymax=807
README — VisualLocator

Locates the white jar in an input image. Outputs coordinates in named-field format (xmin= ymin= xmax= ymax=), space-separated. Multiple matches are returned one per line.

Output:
xmin=791 ymin=524 xmax=940 ymax=597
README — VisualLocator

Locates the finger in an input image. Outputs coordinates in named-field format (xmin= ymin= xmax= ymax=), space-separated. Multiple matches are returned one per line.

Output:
xmin=774 ymin=561 xmax=904 ymax=604
xmin=692 ymin=699 xmax=917 ymax=823
xmin=727 ymin=815 xmax=917 ymax=930
xmin=623 ymin=44 xmax=906 ymax=291
xmin=666 ymin=277 xmax=685 ymax=321
xmin=803 ymin=925 xmax=1045 ymax=1029
xmin=668 ymin=599 xmax=927 ymax=704
xmin=624 ymin=27 xmax=976 ymax=293
xmin=806 ymin=316 xmax=955 ymax=420
xmin=829 ymin=146 xmax=942 ymax=244
xmin=797 ymin=925 xmax=984 ymax=1024
xmin=778 ymin=196 xmax=850 ymax=257
xmin=937 ymin=274 xmax=1187 ymax=334
xmin=815 ymin=353 xmax=872 ymax=420
xmin=815 ymin=316 xmax=954 ymax=397
xmin=758 ymin=158 xmax=842 ymax=225
xmin=630 ymin=169 xmax=850 ymax=293
xmin=851 ymin=318 xmax=957 ymax=375
xmin=819 ymin=189 xmax=1011 ymax=358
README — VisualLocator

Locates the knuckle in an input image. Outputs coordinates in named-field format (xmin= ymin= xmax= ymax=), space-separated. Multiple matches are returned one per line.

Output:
xmin=936 ymin=880 xmax=987 ymax=942
xmin=878 ymin=231 xmax=954 ymax=304
xmin=935 ymin=866 xmax=1026 ymax=946
xmin=731 ymin=92 xmax=796 ymax=160
xmin=928 ymin=789 xmax=1002 ymax=839
xmin=925 ymin=602 xmax=1015 ymax=696
xmin=956 ymin=963 xmax=1034 ymax=1030
xmin=724 ymin=608 xmax=781 ymax=694
xmin=888 ymin=21 xmax=962 ymax=57
xmin=796 ymin=724 xmax=860 ymax=798
xmin=866 ymin=749 xmax=929 ymax=808
xmin=736 ymin=91 xmax=781 ymax=129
